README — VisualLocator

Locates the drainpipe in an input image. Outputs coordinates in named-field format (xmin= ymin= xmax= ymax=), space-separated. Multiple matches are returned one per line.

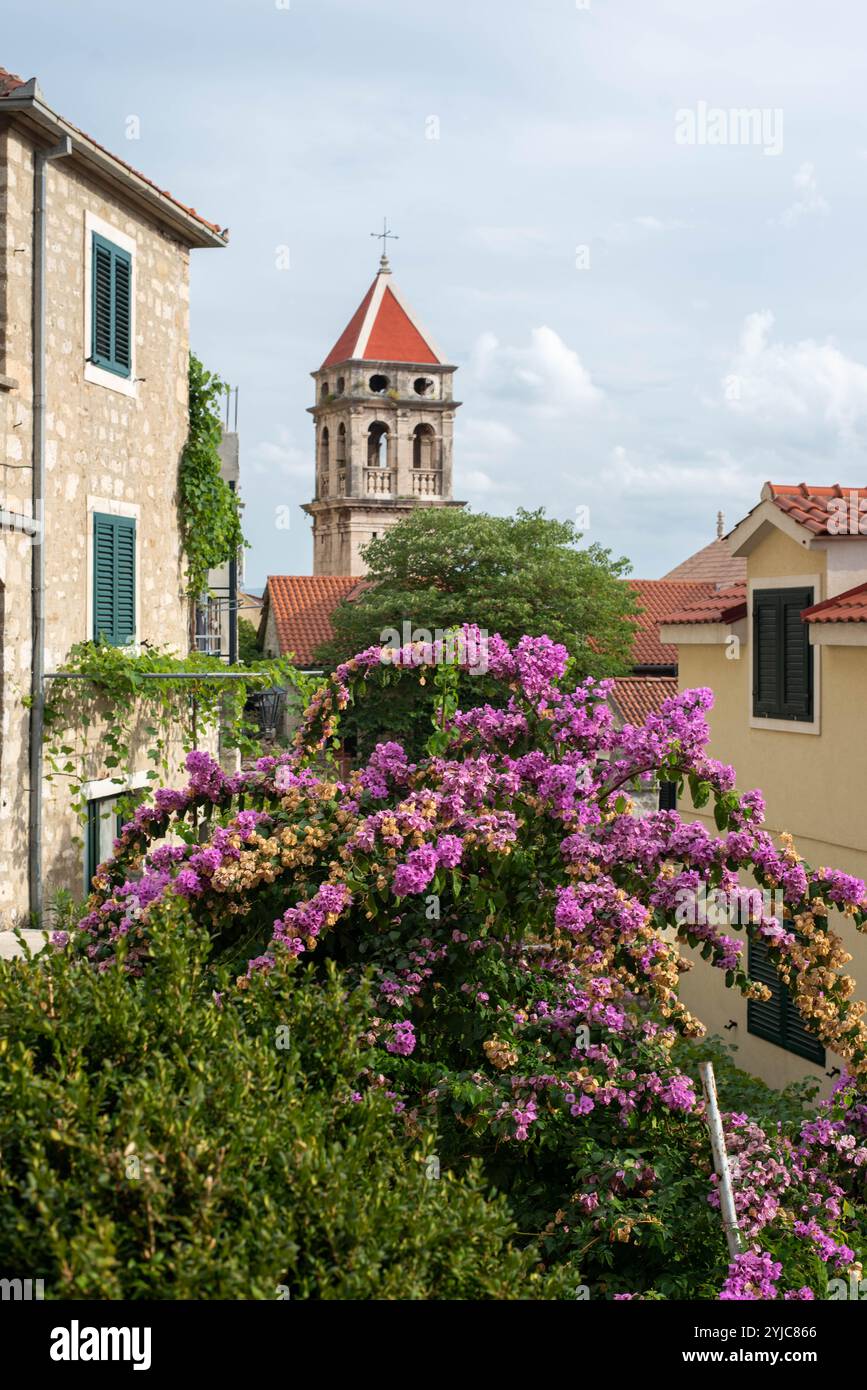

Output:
xmin=228 ymin=480 xmax=238 ymax=665
xmin=28 ymin=135 xmax=72 ymax=925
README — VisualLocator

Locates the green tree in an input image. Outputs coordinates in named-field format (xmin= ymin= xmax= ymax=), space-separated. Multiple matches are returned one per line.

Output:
xmin=178 ymin=354 xmax=245 ymax=603
xmin=317 ymin=507 xmax=637 ymax=672
xmin=237 ymin=616 xmax=261 ymax=664
xmin=315 ymin=506 xmax=638 ymax=755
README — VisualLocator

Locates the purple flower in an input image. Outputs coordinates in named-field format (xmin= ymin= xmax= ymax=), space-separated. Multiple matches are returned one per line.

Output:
xmin=386 ymin=1020 xmax=416 ymax=1056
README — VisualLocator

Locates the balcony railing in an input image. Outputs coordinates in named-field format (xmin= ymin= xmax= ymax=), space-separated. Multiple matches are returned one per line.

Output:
xmin=411 ymin=469 xmax=442 ymax=497
xmin=364 ymin=468 xmax=395 ymax=496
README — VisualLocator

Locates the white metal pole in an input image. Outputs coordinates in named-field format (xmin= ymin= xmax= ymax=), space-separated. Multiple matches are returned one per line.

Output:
xmin=699 ymin=1060 xmax=743 ymax=1259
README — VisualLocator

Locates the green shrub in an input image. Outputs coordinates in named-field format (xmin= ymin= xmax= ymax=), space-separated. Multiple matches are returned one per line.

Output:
xmin=0 ymin=914 xmax=559 ymax=1300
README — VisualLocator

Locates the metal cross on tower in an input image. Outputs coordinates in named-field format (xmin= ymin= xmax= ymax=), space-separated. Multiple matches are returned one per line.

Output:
xmin=371 ymin=217 xmax=398 ymax=269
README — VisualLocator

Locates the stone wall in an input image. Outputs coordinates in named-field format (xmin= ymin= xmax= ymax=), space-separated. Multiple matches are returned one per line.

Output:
xmin=0 ymin=124 xmax=197 ymax=921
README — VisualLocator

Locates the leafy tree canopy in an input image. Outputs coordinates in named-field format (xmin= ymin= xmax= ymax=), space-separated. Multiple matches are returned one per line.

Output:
xmin=317 ymin=506 xmax=638 ymax=674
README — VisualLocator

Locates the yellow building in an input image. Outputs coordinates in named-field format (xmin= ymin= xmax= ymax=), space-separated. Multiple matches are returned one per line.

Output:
xmin=661 ymin=482 xmax=867 ymax=1092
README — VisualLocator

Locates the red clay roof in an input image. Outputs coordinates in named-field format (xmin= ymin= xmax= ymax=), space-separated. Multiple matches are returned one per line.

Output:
xmin=610 ymin=676 xmax=679 ymax=726
xmin=662 ymin=582 xmax=748 ymax=626
xmin=0 ymin=67 xmax=24 ymax=97
xmin=263 ymin=575 xmax=361 ymax=666
xmin=802 ymin=582 xmax=867 ymax=624
xmin=762 ymin=482 xmax=867 ymax=537
xmin=0 ymin=67 xmax=226 ymax=241
xmin=662 ymin=538 xmax=746 ymax=586
xmin=321 ymin=270 xmax=443 ymax=369
xmin=627 ymin=579 xmax=717 ymax=666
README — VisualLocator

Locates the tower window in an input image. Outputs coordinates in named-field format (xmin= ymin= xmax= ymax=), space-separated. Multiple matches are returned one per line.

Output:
xmin=414 ymin=377 xmax=434 ymax=397
xmin=369 ymin=373 xmax=389 ymax=394
xmin=320 ymin=381 xmax=329 ymax=399
xmin=367 ymin=421 xmax=389 ymax=467
xmin=412 ymin=423 xmax=437 ymax=469
xmin=336 ymin=376 xmax=345 ymax=394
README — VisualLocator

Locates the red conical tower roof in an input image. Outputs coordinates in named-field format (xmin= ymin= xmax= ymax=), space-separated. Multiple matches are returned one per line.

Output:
xmin=321 ymin=259 xmax=446 ymax=369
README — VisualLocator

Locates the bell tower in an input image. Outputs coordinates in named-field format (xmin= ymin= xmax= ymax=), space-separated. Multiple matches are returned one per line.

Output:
xmin=303 ymin=247 xmax=464 ymax=576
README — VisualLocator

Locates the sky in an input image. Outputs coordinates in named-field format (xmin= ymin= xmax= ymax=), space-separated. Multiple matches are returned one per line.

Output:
xmin=7 ymin=0 xmax=867 ymax=588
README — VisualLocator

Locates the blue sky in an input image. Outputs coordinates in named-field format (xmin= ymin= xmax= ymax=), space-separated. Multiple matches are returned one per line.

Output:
xmin=8 ymin=0 xmax=867 ymax=587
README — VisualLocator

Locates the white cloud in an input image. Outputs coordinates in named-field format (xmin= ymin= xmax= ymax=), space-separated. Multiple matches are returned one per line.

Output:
xmin=779 ymin=161 xmax=829 ymax=227
xmin=470 ymin=326 xmax=603 ymax=416
xmin=605 ymin=442 xmax=756 ymax=501
xmin=458 ymin=418 xmax=521 ymax=460
xmin=468 ymin=226 xmax=550 ymax=254
xmin=249 ymin=430 xmax=309 ymax=478
xmin=511 ymin=119 xmax=649 ymax=170
xmin=459 ymin=469 xmax=510 ymax=495
xmin=721 ymin=310 xmax=867 ymax=440
xmin=633 ymin=215 xmax=692 ymax=233
xmin=605 ymin=216 xmax=692 ymax=245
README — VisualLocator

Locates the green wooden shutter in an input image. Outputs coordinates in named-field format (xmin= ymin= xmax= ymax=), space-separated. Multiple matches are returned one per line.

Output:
xmin=91 ymin=233 xmax=132 ymax=377
xmin=114 ymin=517 xmax=136 ymax=643
xmin=753 ymin=587 xmax=813 ymax=720
xmin=113 ymin=252 xmax=132 ymax=373
xmin=781 ymin=588 xmax=813 ymax=719
xmin=92 ymin=239 xmax=113 ymax=367
xmin=93 ymin=512 xmax=136 ymax=645
xmin=747 ymin=934 xmax=825 ymax=1065
xmin=85 ymin=799 xmax=101 ymax=889
xmin=753 ymin=590 xmax=781 ymax=716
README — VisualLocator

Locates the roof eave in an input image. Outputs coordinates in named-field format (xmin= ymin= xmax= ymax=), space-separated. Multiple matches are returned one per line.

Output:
xmin=0 ymin=82 xmax=227 ymax=249
xmin=727 ymin=498 xmax=813 ymax=557
xmin=315 ymin=357 xmax=456 ymax=374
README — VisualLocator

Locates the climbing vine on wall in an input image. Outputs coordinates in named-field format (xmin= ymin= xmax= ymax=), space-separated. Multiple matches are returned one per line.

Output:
xmin=41 ymin=641 xmax=309 ymax=820
xmin=178 ymin=353 xmax=245 ymax=599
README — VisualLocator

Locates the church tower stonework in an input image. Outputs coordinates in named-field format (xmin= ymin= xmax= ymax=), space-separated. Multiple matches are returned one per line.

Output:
xmin=303 ymin=254 xmax=464 ymax=576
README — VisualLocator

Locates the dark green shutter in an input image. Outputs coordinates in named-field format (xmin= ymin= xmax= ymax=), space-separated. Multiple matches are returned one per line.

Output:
xmin=113 ymin=253 xmax=132 ymax=371
xmin=753 ymin=587 xmax=813 ymax=720
xmin=747 ymin=934 xmax=825 ymax=1065
xmin=91 ymin=233 xmax=132 ymax=377
xmin=781 ymin=590 xmax=813 ymax=718
xmin=85 ymin=800 xmax=101 ymax=888
xmin=85 ymin=798 xmax=125 ymax=888
xmin=92 ymin=240 xmax=113 ymax=366
xmin=93 ymin=512 xmax=136 ymax=645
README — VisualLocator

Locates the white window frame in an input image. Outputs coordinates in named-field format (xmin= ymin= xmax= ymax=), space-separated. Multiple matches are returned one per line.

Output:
xmin=83 ymin=210 xmax=137 ymax=399
xmin=86 ymin=494 xmax=141 ymax=647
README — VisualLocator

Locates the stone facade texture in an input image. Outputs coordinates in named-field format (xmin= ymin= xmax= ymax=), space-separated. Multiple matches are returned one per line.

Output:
xmin=0 ymin=122 xmax=209 ymax=921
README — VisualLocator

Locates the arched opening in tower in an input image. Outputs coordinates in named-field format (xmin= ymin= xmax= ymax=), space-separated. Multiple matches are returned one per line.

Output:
xmin=367 ymin=421 xmax=390 ymax=468
xmin=412 ymin=423 xmax=437 ymax=470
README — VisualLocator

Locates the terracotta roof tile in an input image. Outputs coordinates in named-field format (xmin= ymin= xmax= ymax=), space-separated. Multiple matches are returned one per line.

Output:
xmin=763 ymin=482 xmax=867 ymax=537
xmin=802 ymin=582 xmax=867 ymax=624
xmin=263 ymin=575 xmax=360 ymax=666
xmin=321 ymin=271 xmax=444 ymax=369
xmin=0 ymin=67 xmax=226 ymax=241
xmin=662 ymin=582 xmax=747 ymax=625
xmin=0 ymin=66 xmax=24 ymax=97
xmin=627 ymin=579 xmax=717 ymax=667
xmin=610 ymin=676 xmax=679 ymax=726
xmin=662 ymin=538 xmax=746 ymax=586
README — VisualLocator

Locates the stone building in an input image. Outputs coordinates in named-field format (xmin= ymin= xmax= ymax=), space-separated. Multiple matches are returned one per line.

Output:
xmin=0 ymin=68 xmax=226 ymax=926
xmin=302 ymin=252 xmax=465 ymax=576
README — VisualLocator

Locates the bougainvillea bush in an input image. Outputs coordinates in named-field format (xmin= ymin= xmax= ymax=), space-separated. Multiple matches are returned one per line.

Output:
xmin=66 ymin=628 xmax=867 ymax=1299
